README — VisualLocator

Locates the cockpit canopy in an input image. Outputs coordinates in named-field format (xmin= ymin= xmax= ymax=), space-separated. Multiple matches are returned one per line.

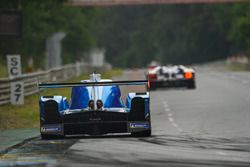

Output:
xmin=70 ymin=80 xmax=124 ymax=109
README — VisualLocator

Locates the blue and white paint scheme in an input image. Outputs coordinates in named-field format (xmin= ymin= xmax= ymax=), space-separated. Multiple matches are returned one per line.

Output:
xmin=40 ymin=74 xmax=145 ymax=113
xmin=126 ymin=92 xmax=150 ymax=114
xmin=39 ymin=73 xmax=151 ymax=137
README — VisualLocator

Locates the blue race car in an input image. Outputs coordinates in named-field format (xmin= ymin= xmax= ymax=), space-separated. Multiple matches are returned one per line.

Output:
xmin=39 ymin=73 xmax=151 ymax=139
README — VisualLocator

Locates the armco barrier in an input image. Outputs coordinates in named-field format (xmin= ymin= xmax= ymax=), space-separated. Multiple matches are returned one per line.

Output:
xmin=0 ymin=63 xmax=109 ymax=105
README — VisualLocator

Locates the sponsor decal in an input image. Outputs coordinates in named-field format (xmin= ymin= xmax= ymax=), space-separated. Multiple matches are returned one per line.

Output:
xmin=130 ymin=122 xmax=150 ymax=129
xmin=89 ymin=117 xmax=102 ymax=121
xmin=41 ymin=125 xmax=62 ymax=132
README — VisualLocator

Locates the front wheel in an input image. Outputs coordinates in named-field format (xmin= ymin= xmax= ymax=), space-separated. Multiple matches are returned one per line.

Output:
xmin=131 ymin=129 xmax=151 ymax=137
xmin=41 ymin=134 xmax=64 ymax=140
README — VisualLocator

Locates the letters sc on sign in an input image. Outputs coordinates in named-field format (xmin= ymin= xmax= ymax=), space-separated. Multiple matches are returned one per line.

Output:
xmin=7 ymin=55 xmax=24 ymax=105
xmin=7 ymin=55 xmax=22 ymax=78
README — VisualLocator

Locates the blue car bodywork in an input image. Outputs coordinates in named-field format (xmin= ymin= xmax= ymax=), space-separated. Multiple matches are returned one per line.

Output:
xmin=39 ymin=79 xmax=151 ymax=139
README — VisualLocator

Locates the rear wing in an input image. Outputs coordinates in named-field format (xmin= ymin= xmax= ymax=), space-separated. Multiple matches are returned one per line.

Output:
xmin=39 ymin=80 xmax=149 ymax=89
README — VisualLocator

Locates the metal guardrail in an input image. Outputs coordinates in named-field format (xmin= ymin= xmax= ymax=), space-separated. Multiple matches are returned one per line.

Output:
xmin=0 ymin=63 xmax=109 ymax=105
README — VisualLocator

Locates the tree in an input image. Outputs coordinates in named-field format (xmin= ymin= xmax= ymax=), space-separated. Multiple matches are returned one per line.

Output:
xmin=94 ymin=3 xmax=250 ymax=67
xmin=0 ymin=0 xmax=99 ymax=69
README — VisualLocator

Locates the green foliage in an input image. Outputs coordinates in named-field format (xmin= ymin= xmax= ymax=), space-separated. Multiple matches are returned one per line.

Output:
xmin=0 ymin=62 xmax=7 ymax=77
xmin=94 ymin=4 xmax=250 ymax=67
xmin=228 ymin=4 xmax=250 ymax=54
xmin=1 ymin=2 xmax=250 ymax=69
xmin=0 ymin=1 xmax=99 ymax=69
xmin=62 ymin=7 xmax=99 ymax=63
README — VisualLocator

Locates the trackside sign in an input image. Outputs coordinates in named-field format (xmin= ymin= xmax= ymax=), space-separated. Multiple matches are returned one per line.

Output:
xmin=10 ymin=82 xmax=24 ymax=105
xmin=7 ymin=55 xmax=22 ymax=78
xmin=7 ymin=55 xmax=24 ymax=105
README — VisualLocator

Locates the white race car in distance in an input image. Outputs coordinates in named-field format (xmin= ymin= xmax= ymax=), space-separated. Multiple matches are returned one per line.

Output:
xmin=147 ymin=65 xmax=196 ymax=90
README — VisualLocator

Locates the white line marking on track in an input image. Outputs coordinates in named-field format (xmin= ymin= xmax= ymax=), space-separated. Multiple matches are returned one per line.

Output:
xmin=163 ymin=104 xmax=169 ymax=108
xmin=177 ymin=128 xmax=183 ymax=132
xmin=172 ymin=123 xmax=183 ymax=132
xmin=164 ymin=100 xmax=183 ymax=133
xmin=216 ymin=151 xmax=227 ymax=156
xmin=162 ymin=100 xmax=168 ymax=105
xmin=165 ymin=108 xmax=171 ymax=112
xmin=172 ymin=123 xmax=178 ymax=127
xmin=169 ymin=117 xmax=174 ymax=122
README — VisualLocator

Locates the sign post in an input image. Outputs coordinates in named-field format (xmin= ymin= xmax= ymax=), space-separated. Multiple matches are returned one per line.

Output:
xmin=7 ymin=55 xmax=24 ymax=105
xmin=10 ymin=82 xmax=24 ymax=105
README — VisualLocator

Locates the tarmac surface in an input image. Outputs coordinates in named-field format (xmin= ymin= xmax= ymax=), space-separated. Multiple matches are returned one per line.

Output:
xmin=0 ymin=129 xmax=39 ymax=154
xmin=1 ymin=67 xmax=250 ymax=167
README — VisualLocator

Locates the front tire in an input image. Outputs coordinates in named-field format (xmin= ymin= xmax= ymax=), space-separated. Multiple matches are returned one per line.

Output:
xmin=131 ymin=129 xmax=151 ymax=137
xmin=41 ymin=134 xmax=64 ymax=140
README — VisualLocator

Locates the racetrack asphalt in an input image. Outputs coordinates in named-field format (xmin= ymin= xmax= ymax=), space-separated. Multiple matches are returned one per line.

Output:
xmin=1 ymin=67 xmax=250 ymax=167
xmin=0 ymin=129 xmax=39 ymax=154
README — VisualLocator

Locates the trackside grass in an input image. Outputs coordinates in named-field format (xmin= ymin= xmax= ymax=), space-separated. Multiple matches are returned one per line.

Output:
xmin=226 ymin=64 xmax=250 ymax=71
xmin=0 ymin=63 xmax=7 ymax=78
xmin=0 ymin=70 xmax=122 ymax=130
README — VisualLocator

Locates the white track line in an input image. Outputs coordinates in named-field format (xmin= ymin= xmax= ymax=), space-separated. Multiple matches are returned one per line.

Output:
xmin=165 ymin=108 xmax=171 ymax=112
xmin=216 ymin=151 xmax=227 ymax=156
xmin=163 ymin=101 xmax=183 ymax=133
xmin=162 ymin=101 xmax=227 ymax=155
xmin=168 ymin=117 xmax=174 ymax=122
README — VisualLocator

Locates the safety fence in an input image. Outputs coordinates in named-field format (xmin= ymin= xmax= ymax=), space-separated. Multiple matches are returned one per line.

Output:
xmin=0 ymin=63 xmax=109 ymax=105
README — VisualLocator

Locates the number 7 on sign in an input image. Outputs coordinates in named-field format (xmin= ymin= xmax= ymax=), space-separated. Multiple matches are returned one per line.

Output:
xmin=11 ymin=82 xmax=24 ymax=105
